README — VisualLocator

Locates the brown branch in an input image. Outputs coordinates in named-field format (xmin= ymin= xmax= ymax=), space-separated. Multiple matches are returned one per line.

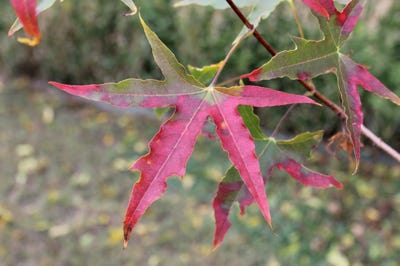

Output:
xmin=226 ymin=0 xmax=400 ymax=163
xmin=226 ymin=0 xmax=276 ymax=55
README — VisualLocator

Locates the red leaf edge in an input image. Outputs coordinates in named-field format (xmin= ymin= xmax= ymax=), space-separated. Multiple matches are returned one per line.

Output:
xmin=10 ymin=0 xmax=41 ymax=46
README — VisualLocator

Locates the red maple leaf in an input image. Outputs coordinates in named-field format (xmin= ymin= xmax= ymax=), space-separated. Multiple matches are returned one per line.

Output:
xmin=50 ymin=17 xmax=318 ymax=248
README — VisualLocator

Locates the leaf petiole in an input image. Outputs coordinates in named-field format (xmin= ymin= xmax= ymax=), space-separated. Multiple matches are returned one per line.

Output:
xmin=288 ymin=0 xmax=304 ymax=38
xmin=209 ymin=28 xmax=253 ymax=87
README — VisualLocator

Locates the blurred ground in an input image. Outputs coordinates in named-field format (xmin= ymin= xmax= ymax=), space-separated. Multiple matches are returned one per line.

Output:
xmin=0 ymin=77 xmax=399 ymax=266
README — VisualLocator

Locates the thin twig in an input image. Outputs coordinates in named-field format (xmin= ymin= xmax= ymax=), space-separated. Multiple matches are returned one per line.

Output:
xmin=217 ymin=75 xmax=242 ymax=87
xmin=288 ymin=0 xmax=304 ymax=38
xmin=226 ymin=0 xmax=400 ymax=163
xmin=210 ymin=29 xmax=251 ymax=86
xmin=226 ymin=0 xmax=276 ymax=55
xmin=361 ymin=125 xmax=400 ymax=162
xmin=271 ymin=104 xmax=297 ymax=138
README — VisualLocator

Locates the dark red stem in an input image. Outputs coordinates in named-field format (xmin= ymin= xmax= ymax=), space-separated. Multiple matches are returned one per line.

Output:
xmin=225 ymin=0 xmax=277 ymax=55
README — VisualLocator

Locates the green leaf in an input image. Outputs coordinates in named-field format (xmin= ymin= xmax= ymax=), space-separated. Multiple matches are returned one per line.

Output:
xmin=187 ymin=62 xmax=222 ymax=85
xmin=213 ymin=131 xmax=342 ymax=248
xmin=245 ymin=0 xmax=400 ymax=171
xmin=237 ymin=106 xmax=264 ymax=140
xmin=153 ymin=107 xmax=170 ymax=118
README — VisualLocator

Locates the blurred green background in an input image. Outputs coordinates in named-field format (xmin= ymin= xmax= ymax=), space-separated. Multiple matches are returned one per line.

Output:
xmin=0 ymin=0 xmax=399 ymax=265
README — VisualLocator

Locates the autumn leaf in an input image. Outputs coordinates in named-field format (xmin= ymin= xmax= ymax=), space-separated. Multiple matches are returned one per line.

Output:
xmin=212 ymin=109 xmax=343 ymax=248
xmin=174 ymin=0 xmax=285 ymax=42
xmin=9 ymin=0 xmax=42 ymax=46
xmin=9 ymin=0 xmax=135 ymax=45
xmin=244 ymin=0 xmax=400 ymax=171
xmin=50 ymin=16 xmax=318 ymax=248
xmin=8 ymin=0 xmax=60 ymax=39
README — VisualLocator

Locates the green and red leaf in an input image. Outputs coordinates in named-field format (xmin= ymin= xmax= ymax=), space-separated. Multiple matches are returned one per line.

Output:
xmin=50 ymin=16 xmax=318 ymax=248
xmin=212 ymin=131 xmax=342 ymax=248
xmin=244 ymin=0 xmax=400 ymax=171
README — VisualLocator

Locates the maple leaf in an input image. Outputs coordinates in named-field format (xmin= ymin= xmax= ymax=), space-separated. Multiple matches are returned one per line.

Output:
xmin=244 ymin=0 xmax=400 ymax=171
xmin=174 ymin=0 xmax=285 ymax=42
xmin=212 ymin=108 xmax=343 ymax=248
xmin=50 ymin=16 xmax=318 ymax=248
xmin=9 ymin=0 xmax=42 ymax=46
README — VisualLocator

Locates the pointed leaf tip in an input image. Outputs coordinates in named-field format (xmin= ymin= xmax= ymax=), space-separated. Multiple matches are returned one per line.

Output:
xmin=10 ymin=0 xmax=41 ymax=46
xmin=301 ymin=0 xmax=332 ymax=19
xmin=123 ymin=223 xmax=132 ymax=249
xmin=9 ymin=0 xmax=59 ymax=41
xmin=49 ymin=81 xmax=102 ymax=99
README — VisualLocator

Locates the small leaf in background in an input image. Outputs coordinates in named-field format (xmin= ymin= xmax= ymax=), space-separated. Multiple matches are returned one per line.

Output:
xmin=120 ymin=0 xmax=137 ymax=16
xmin=8 ymin=0 xmax=58 ymax=37
xmin=188 ymin=62 xmax=222 ymax=85
xmin=50 ymin=15 xmax=318 ymax=248
xmin=213 ymin=131 xmax=342 ymax=248
xmin=174 ymin=0 xmax=285 ymax=43
xmin=327 ymin=131 xmax=354 ymax=161
xmin=237 ymin=105 xmax=264 ymax=140
xmin=244 ymin=0 xmax=400 ymax=171
xmin=9 ymin=0 xmax=41 ymax=46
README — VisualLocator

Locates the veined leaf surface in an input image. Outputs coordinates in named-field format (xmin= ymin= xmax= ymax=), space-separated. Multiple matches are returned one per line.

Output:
xmin=50 ymin=16 xmax=318 ymax=248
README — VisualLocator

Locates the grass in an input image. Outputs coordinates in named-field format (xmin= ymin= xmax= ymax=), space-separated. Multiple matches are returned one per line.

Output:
xmin=0 ymin=77 xmax=399 ymax=266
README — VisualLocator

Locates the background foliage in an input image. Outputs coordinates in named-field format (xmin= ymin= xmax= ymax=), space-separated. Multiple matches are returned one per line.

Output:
xmin=0 ymin=0 xmax=399 ymax=265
